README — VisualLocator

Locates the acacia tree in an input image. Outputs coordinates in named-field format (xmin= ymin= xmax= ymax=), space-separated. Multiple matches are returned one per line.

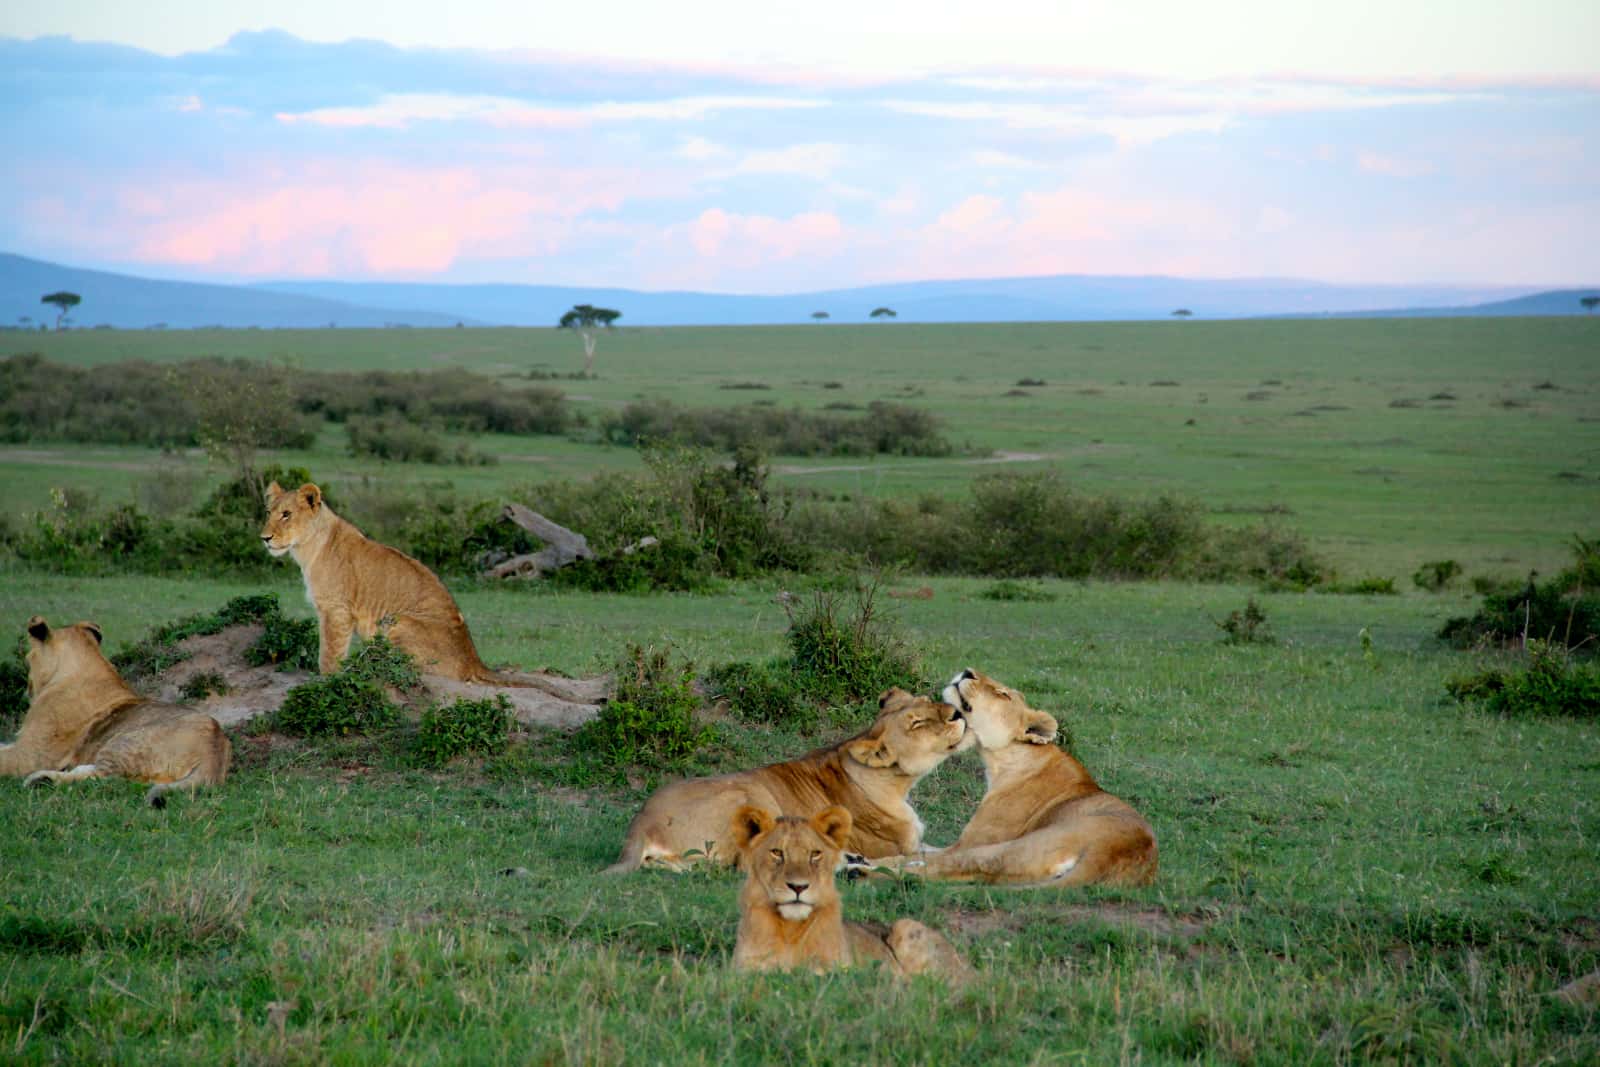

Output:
xmin=869 ymin=307 xmax=897 ymax=319
xmin=1170 ymin=308 xmax=1193 ymax=318
xmin=41 ymin=291 xmax=81 ymax=330
xmin=557 ymin=304 xmax=621 ymax=376
xmin=1582 ymin=295 xmax=1599 ymax=314
xmin=810 ymin=311 xmax=830 ymax=321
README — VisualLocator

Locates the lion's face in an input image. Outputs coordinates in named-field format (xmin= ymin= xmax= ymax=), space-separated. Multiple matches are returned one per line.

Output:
xmin=845 ymin=688 xmax=968 ymax=776
xmin=24 ymin=616 xmax=106 ymax=695
xmin=943 ymin=669 xmax=1058 ymax=751
xmin=732 ymin=805 xmax=850 ymax=921
xmin=260 ymin=482 xmax=325 ymax=557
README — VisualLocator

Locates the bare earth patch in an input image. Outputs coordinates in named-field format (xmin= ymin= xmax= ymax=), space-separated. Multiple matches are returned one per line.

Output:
xmin=143 ymin=626 xmax=609 ymax=729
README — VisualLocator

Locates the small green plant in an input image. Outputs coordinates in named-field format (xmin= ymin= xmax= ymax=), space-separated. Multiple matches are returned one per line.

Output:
xmin=1412 ymin=559 xmax=1463 ymax=592
xmin=270 ymin=673 xmax=401 ymax=738
xmin=1216 ymin=599 xmax=1275 ymax=645
xmin=412 ymin=695 xmax=515 ymax=767
xmin=179 ymin=671 xmax=230 ymax=701
xmin=1445 ymin=640 xmax=1600 ymax=718
xmin=243 ymin=614 xmax=319 ymax=671
xmin=340 ymin=633 xmax=424 ymax=691
xmin=702 ymin=659 xmax=813 ymax=729
xmin=1328 ymin=576 xmax=1397 ymax=596
xmin=979 ymin=580 xmax=1059 ymax=602
xmin=784 ymin=581 xmax=921 ymax=709
xmin=573 ymin=645 xmax=716 ymax=777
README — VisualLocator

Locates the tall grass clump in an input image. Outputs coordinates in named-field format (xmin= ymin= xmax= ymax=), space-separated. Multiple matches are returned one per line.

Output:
xmin=1445 ymin=641 xmax=1600 ymax=718
xmin=572 ymin=645 xmax=717 ymax=777
xmin=706 ymin=580 xmax=922 ymax=729
xmin=603 ymin=399 xmax=954 ymax=457
xmin=1440 ymin=535 xmax=1599 ymax=651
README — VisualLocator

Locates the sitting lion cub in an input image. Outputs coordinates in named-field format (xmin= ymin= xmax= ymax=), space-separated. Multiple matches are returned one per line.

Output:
xmin=1 ymin=617 xmax=230 ymax=807
xmin=262 ymin=481 xmax=526 ymax=683
xmin=731 ymin=804 xmax=969 ymax=978
xmin=604 ymin=688 xmax=964 ymax=873
xmin=875 ymin=669 xmax=1157 ymax=887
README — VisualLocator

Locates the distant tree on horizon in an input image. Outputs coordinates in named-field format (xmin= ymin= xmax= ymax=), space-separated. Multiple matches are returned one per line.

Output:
xmin=1171 ymin=308 xmax=1193 ymax=318
xmin=41 ymin=291 xmax=81 ymax=330
xmin=810 ymin=310 xmax=830 ymax=321
xmin=558 ymin=303 xmax=621 ymax=376
xmin=1582 ymin=295 xmax=1599 ymax=314
xmin=869 ymin=307 xmax=897 ymax=319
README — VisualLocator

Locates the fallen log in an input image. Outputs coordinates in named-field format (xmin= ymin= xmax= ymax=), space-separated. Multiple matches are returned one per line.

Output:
xmin=484 ymin=504 xmax=659 ymax=579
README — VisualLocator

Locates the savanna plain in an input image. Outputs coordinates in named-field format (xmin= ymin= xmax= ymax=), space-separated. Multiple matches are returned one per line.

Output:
xmin=1 ymin=317 xmax=1597 ymax=1064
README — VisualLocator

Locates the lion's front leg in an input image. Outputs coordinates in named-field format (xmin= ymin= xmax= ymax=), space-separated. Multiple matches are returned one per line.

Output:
xmin=318 ymin=608 xmax=355 ymax=674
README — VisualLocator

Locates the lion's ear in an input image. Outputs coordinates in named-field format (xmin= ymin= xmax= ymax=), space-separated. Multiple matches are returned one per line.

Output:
xmin=845 ymin=736 xmax=895 ymax=768
xmin=811 ymin=806 xmax=852 ymax=851
xmin=26 ymin=616 xmax=50 ymax=641
xmin=299 ymin=484 xmax=323 ymax=510
xmin=877 ymin=687 xmax=913 ymax=712
xmin=1021 ymin=708 xmax=1058 ymax=745
xmin=730 ymin=805 xmax=776 ymax=852
xmin=264 ymin=480 xmax=284 ymax=504
xmin=80 ymin=621 xmax=103 ymax=645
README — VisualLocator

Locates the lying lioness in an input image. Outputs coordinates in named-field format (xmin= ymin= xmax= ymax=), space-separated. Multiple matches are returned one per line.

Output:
xmin=1 ymin=617 xmax=231 ymax=807
xmin=604 ymin=688 xmax=964 ymax=873
xmin=262 ymin=481 xmax=532 ymax=684
xmin=732 ymin=804 xmax=969 ymax=978
xmin=874 ymin=669 xmax=1156 ymax=887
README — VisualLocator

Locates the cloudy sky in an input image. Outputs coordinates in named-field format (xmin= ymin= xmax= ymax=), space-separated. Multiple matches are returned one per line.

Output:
xmin=2 ymin=1 xmax=1596 ymax=291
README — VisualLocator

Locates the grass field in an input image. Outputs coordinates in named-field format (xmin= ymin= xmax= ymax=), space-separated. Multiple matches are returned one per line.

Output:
xmin=2 ymin=571 xmax=1598 ymax=1063
xmin=3 ymin=317 xmax=1597 ymax=577
xmin=2 ymin=317 xmax=1598 ymax=1063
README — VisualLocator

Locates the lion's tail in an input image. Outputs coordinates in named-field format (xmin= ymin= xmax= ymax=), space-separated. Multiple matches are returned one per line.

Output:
xmin=145 ymin=725 xmax=231 ymax=809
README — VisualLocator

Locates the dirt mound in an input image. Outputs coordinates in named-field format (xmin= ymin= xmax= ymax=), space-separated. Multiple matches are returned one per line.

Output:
xmin=144 ymin=626 xmax=609 ymax=729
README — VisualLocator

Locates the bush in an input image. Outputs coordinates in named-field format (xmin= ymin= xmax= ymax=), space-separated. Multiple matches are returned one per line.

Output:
xmin=1445 ymin=642 xmax=1600 ymax=718
xmin=0 ymin=643 xmax=28 ymax=737
xmin=572 ymin=646 xmax=716 ymax=776
xmin=979 ymin=580 xmax=1059 ymax=602
xmin=1327 ymin=576 xmax=1398 ymax=596
xmin=412 ymin=695 xmax=515 ymax=767
xmin=1216 ymin=599 xmax=1274 ymax=645
xmin=1440 ymin=538 xmax=1600 ymax=652
xmin=242 ymin=614 xmax=319 ymax=671
xmin=603 ymin=399 xmax=954 ymax=457
xmin=1413 ymin=559 xmax=1463 ymax=592
xmin=271 ymin=674 xmax=400 ymax=737
xmin=179 ymin=671 xmax=230 ymax=701
xmin=346 ymin=415 xmax=494 ymax=466
xmin=708 ymin=581 xmax=922 ymax=728
xmin=304 ymin=368 xmax=573 ymax=435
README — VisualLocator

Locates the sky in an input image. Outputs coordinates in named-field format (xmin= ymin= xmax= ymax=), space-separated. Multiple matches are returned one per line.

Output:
xmin=2 ymin=1 xmax=1597 ymax=291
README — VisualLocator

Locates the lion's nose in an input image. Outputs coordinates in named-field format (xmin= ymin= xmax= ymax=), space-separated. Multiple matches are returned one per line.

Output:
xmin=786 ymin=881 xmax=809 ymax=896
xmin=958 ymin=668 xmax=975 ymax=681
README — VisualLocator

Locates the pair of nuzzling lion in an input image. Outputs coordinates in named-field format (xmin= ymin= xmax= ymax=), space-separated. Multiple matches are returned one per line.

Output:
xmin=610 ymin=671 xmax=1158 ymax=976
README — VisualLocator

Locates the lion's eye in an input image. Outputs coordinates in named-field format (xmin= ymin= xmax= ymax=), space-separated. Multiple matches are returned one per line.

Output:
xmin=908 ymin=719 xmax=923 ymax=729
xmin=280 ymin=511 xmax=290 ymax=519
xmin=810 ymin=851 xmax=822 ymax=864
xmin=770 ymin=849 xmax=783 ymax=862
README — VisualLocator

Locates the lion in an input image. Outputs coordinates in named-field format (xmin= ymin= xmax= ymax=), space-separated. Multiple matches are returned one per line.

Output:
xmin=1 ymin=617 xmax=231 ymax=807
xmin=261 ymin=481 xmax=534 ymax=684
xmin=731 ymin=804 xmax=969 ymax=978
xmin=604 ymin=688 xmax=965 ymax=874
xmin=870 ymin=669 xmax=1157 ymax=887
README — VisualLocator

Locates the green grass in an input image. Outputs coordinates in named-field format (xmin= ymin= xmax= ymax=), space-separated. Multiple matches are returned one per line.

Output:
xmin=2 ymin=571 xmax=1597 ymax=1063
xmin=3 ymin=317 xmax=1598 ymax=577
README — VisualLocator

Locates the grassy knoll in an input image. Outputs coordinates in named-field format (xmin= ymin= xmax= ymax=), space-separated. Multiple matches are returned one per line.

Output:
xmin=3 ymin=317 xmax=1597 ymax=578
xmin=2 ymin=571 xmax=1597 ymax=1063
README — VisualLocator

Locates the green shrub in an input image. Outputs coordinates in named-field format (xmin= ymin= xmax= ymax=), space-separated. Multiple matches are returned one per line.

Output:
xmin=1328 ymin=576 xmax=1398 ymax=596
xmin=1440 ymin=540 xmax=1600 ymax=652
xmin=339 ymin=634 xmax=423 ymax=691
xmin=412 ymin=695 xmax=515 ymax=767
xmin=179 ymin=671 xmax=230 ymax=701
xmin=573 ymin=645 xmax=716 ymax=776
xmin=785 ymin=584 xmax=921 ymax=707
xmin=979 ymin=580 xmax=1059 ymax=602
xmin=243 ymin=614 xmax=319 ymax=671
xmin=702 ymin=659 xmax=814 ymax=729
xmin=1216 ymin=599 xmax=1275 ymax=645
xmin=0 ymin=643 xmax=28 ymax=736
xmin=346 ymin=415 xmax=495 ymax=466
xmin=1445 ymin=642 xmax=1600 ymax=718
xmin=603 ymin=399 xmax=954 ymax=457
xmin=1413 ymin=559 xmax=1463 ymax=592
xmin=271 ymin=674 xmax=400 ymax=737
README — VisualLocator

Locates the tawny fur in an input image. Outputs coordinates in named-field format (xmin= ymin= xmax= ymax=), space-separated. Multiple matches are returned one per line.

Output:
xmin=876 ymin=669 xmax=1157 ymax=888
xmin=731 ymin=805 xmax=969 ymax=979
xmin=604 ymin=689 xmax=965 ymax=873
xmin=261 ymin=481 xmax=535 ymax=684
xmin=1 ymin=618 xmax=230 ymax=806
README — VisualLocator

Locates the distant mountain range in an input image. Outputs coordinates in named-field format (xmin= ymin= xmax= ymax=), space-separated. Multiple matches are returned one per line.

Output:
xmin=3 ymin=252 xmax=1595 ymax=330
